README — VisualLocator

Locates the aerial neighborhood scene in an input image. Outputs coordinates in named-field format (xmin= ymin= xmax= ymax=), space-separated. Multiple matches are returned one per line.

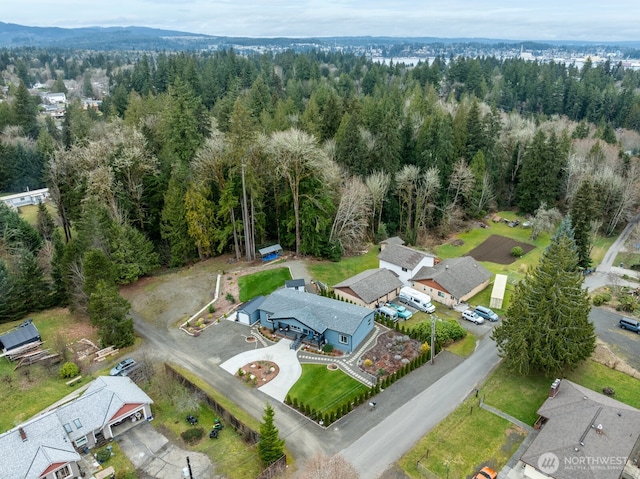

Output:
xmin=3 ymin=1 xmax=640 ymax=479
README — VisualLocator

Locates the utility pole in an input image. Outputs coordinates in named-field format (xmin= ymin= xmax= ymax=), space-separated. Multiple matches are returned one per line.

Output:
xmin=186 ymin=456 xmax=194 ymax=479
xmin=430 ymin=315 xmax=436 ymax=364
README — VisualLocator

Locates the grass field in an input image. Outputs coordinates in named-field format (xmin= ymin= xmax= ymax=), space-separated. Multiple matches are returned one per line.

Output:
xmin=398 ymin=396 xmax=525 ymax=479
xmin=0 ymin=309 xmax=98 ymax=433
xmin=238 ymin=267 xmax=292 ymax=301
xmin=445 ymin=332 xmax=477 ymax=358
xmin=287 ymin=364 xmax=369 ymax=414
xmin=306 ymin=246 xmax=379 ymax=286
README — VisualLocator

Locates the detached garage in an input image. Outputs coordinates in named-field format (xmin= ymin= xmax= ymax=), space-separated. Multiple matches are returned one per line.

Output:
xmin=0 ymin=320 xmax=41 ymax=352
xmin=236 ymin=296 xmax=266 ymax=325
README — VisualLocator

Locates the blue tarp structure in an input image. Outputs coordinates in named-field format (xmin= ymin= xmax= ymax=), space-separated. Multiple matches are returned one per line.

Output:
xmin=259 ymin=244 xmax=282 ymax=261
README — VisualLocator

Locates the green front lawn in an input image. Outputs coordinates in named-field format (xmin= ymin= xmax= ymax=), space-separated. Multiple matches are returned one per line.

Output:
xmin=287 ymin=364 xmax=369 ymax=414
xmin=445 ymin=332 xmax=477 ymax=358
xmin=306 ymin=246 xmax=379 ymax=286
xmin=0 ymin=309 xmax=96 ymax=433
xmin=238 ymin=267 xmax=292 ymax=301
xmin=398 ymin=396 xmax=525 ymax=479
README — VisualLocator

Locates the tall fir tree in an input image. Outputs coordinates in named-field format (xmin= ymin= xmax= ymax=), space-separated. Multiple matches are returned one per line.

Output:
xmin=570 ymin=178 xmax=598 ymax=269
xmin=492 ymin=217 xmax=596 ymax=376
xmin=257 ymin=403 xmax=285 ymax=467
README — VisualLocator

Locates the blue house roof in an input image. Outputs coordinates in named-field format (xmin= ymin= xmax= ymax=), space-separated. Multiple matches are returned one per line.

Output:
xmin=259 ymin=288 xmax=371 ymax=336
xmin=238 ymin=296 xmax=266 ymax=314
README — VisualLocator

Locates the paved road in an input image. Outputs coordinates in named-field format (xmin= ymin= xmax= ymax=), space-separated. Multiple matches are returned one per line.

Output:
xmin=341 ymin=334 xmax=500 ymax=478
xmin=590 ymin=308 xmax=640 ymax=370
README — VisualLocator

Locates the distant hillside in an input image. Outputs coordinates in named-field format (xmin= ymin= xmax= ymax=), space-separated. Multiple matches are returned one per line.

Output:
xmin=1 ymin=22 xmax=639 ymax=51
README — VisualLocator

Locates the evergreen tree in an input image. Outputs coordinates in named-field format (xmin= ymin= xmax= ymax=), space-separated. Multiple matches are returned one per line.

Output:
xmin=492 ymin=218 xmax=596 ymax=375
xmin=13 ymin=81 xmax=39 ymax=138
xmin=88 ymin=280 xmax=134 ymax=348
xmin=257 ymin=403 xmax=285 ymax=467
xmin=35 ymin=202 xmax=56 ymax=241
xmin=161 ymin=166 xmax=197 ymax=266
xmin=570 ymin=179 xmax=598 ymax=269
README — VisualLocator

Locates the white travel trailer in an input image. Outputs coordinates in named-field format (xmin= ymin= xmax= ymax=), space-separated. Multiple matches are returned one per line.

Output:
xmin=398 ymin=287 xmax=436 ymax=313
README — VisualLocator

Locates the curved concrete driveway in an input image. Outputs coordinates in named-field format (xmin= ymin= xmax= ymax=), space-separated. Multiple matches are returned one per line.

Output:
xmin=220 ymin=338 xmax=302 ymax=402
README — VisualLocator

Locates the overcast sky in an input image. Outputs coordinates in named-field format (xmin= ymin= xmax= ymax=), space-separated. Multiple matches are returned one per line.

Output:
xmin=3 ymin=0 xmax=639 ymax=42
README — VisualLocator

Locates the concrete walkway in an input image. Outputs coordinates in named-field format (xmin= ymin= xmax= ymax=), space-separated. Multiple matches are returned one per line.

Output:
xmin=479 ymin=402 xmax=534 ymax=433
xmin=219 ymin=338 xmax=301 ymax=402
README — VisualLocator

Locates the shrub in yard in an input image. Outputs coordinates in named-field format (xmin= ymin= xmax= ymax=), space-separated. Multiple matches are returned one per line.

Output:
xmin=420 ymin=342 xmax=431 ymax=355
xmin=592 ymin=294 xmax=611 ymax=306
xmin=225 ymin=293 xmax=235 ymax=303
xmin=511 ymin=246 xmax=524 ymax=257
xmin=322 ymin=344 xmax=334 ymax=353
xmin=95 ymin=448 xmax=111 ymax=463
xmin=208 ymin=304 xmax=215 ymax=314
xmin=363 ymin=358 xmax=373 ymax=367
xmin=59 ymin=362 xmax=80 ymax=379
xmin=181 ymin=427 xmax=204 ymax=445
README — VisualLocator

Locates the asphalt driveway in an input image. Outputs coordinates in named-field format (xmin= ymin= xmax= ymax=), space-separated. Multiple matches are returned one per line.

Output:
xmin=115 ymin=421 xmax=214 ymax=479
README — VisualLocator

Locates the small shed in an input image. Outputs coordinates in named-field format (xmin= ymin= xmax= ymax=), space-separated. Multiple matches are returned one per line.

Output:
xmin=236 ymin=296 xmax=266 ymax=325
xmin=258 ymin=244 xmax=283 ymax=261
xmin=490 ymin=274 xmax=508 ymax=310
xmin=285 ymin=279 xmax=306 ymax=292
xmin=0 ymin=320 xmax=42 ymax=352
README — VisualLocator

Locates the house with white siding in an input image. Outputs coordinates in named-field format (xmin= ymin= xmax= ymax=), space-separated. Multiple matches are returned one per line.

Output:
xmin=377 ymin=243 xmax=435 ymax=286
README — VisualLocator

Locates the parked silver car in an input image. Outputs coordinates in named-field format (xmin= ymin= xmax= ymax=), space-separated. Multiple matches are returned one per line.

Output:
xmin=462 ymin=309 xmax=484 ymax=325
xmin=110 ymin=358 xmax=136 ymax=376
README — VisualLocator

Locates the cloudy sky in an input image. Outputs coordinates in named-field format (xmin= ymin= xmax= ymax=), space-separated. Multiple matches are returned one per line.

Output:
xmin=3 ymin=0 xmax=639 ymax=42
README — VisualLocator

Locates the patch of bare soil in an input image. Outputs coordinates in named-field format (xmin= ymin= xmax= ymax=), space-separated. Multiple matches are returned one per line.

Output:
xmin=235 ymin=361 xmax=279 ymax=386
xmin=467 ymin=235 xmax=535 ymax=264
xmin=361 ymin=330 xmax=423 ymax=378
xmin=592 ymin=338 xmax=640 ymax=379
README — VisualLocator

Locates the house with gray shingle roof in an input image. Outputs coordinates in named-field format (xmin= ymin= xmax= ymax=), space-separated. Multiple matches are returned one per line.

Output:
xmin=377 ymin=243 xmax=435 ymax=286
xmin=0 ymin=376 xmax=153 ymax=479
xmin=258 ymin=288 xmax=374 ymax=353
xmin=520 ymin=379 xmax=640 ymax=479
xmin=410 ymin=256 xmax=491 ymax=307
xmin=333 ymin=268 xmax=403 ymax=308
xmin=380 ymin=236 xmax=405 ymax=251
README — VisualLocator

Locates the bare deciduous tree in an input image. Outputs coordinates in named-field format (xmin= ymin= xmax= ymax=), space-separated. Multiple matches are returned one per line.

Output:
xmin=447 ymin=159 xmax=475 ymax=207
xmin=396 ymin=165 xmax=420 ymax=238
xmin=530 ymin=202 xmax=562 ymax=240
xmin=298 ymin=453 xmax=360 ymax=479
xmin=330 ymin=176 xmax=372 ymax=253
xmin=365 ymin=170 xmax=391 ymax=237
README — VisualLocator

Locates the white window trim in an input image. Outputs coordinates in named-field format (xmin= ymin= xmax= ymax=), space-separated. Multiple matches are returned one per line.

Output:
xmin=339 ymin=335 xmax=348 ymax=344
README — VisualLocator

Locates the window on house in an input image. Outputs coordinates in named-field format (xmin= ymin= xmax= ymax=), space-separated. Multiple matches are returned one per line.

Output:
xmin=73 ymin=418 xmax=82 ymax=429
xmin=290 ymin=325 xmax=301 ymax=332
xmin=54 ymin=465 xmax=71 ymax=479
xmin=75 ymin=436 xmax=88 ymax=447
xmin=438 ymin=291 xmax=445 ymax=298
xmin=450 ymin=295 xmax=455 ymax=300
xmin=401 ymin=267 xmax=408 ymax=272
xmin=63 ymin=423 xmax=72 ymax=433
xmin=339 ymin=335 xmax=348 ymax=344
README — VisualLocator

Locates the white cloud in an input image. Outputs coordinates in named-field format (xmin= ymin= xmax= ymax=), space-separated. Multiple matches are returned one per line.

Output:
xmin=2 ymin=0 xmax=639 ymax=41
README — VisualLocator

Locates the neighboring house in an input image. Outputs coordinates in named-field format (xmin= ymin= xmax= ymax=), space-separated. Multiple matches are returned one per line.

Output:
xmin=285 ymin=279 xmax=306 ymax=292
xmin=236 ymin=296 xmax=266 ymax=325
xmin=258 ymin=288 xmax=375 ymax=353
xmin=380 ymin=236 xmax=405 ymax=251
xmin=410 ymin=256 xmax=491 ymax=307
xmin=0 ymin=376 xmax=153 ymax=479
xmin=44 ymin=92 xmax=66 ymax=104
xmin=1 ymin=188 xmax=50 ymax=209
xmin=521 ymin=379 xmax=640 ymax=479
xmin=333 ymin=268 xmax=403 ymax=308
xmin=377 ymin=243 xmax=435 ymax=286
xmin=0 ymin=319 xmax=41 ymax=353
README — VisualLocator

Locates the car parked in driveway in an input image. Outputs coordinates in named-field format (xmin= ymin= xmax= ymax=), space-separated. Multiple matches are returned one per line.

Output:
xmin=472 ymin=466 xmax=497 ymax=479
xmin=474 ymin=305 xmax=499 ymax=322
xmin=386 ymin=302 xmax=413 ymax=320
xmin=110 ymin=358 xmax=136 ymax=376
xmin=462 ymin=309 xmax=484 ymax=324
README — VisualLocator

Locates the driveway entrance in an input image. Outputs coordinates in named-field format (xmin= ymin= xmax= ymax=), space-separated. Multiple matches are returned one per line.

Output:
xmin=115 ymin=421 xmax=213 ymax=479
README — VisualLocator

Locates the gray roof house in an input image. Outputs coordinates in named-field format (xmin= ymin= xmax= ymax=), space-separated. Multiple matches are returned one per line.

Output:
xmin=377 ymin=243 xmax=435 ymax=286
xmin=0 ymin=376 xmax=153 ymax=479
xmin=520 ymin=379 xmax=640 ymax=479
xmin=236 ymin=295 xmax=266 ymax=325
xmin=410 ymin=256 xmax=491 ymax=307
xmin=380 ymin=236 xmax=405 ymax=251
xmin=258 ymin=288 xmax=375 ymax=353
xmin=285 ymin=278 xmax=306 ymax=291
xmin=333 ymin=268 xmax=403 ymax=308
xmin=0 ymin=319 xmax=41 ymax=352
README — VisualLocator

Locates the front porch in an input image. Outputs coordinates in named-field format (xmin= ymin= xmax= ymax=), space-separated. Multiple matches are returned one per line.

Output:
xmin=270 ymin=325 xmax=325 ymax=350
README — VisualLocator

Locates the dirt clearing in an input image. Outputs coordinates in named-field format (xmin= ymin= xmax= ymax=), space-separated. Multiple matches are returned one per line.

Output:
xmin=467 ymin=235 xmax=535 ymax=264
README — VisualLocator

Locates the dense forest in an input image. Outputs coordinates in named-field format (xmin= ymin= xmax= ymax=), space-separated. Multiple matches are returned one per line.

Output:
xmin=1 ymin=46 xmax=640 ymax=330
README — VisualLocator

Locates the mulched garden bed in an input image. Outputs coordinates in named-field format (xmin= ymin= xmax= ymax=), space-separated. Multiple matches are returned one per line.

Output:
xmin=467 ymin=234 xmax=535 ymax=264
xmin=360 ymin=331 xmax=423 ymax=378
xmin=235 ymin=361 xmax=279 ymax=387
